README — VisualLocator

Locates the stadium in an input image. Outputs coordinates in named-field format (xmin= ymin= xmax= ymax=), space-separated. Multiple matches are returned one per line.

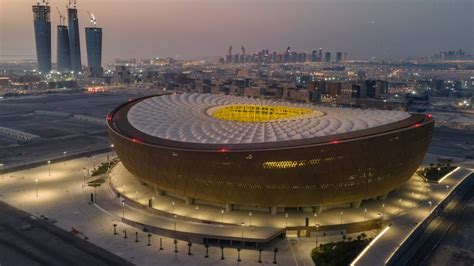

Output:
xmin=107 ymin=93 xmax=434 ymax=211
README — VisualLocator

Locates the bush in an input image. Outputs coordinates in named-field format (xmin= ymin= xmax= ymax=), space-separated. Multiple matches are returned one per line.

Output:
xmin=311 ymin=238 xmax=372 ymax=266
xmin=418 ymin=163 xmax=456 ymax=182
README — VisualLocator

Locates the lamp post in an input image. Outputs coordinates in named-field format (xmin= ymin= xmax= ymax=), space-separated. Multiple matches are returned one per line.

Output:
xmin=172 ymin=201 xmax=175 ymax=214
xmin=174 ymin=214 xmax=177 ymax=233
xmin=381 ymin=203 xmax=385 ymax=219
xmin=135 ymin=190 xmax=138 ymax=202
xmin=92 ymin=155 xmax=96 ymax=169
xmin=195 ymin=205 xmax=199 ymax=219
xmin=428 ymin=201 xmax=433 ymax=210
xmin=285 ymin=213 xmax=288 ymax=228
xmin=35 ymin=179 xmax=39 ymax=197
xmin=313 ymin=213 xmax=317 ymax=227
xmin=241 ymin=222 xmax=245 ymax=238
xmin=63 ymin=151 xmax=67 ymax=165
xmin=445 ymin=185 xmax=450 ymax=196
xmin=47 ymin=160 xmax=51 ymax=176
xmin=83 ymin=168 xmax=87 ymax=188
xmin=398 ymin=198 xmax=402 ymax=214
xmin=340 ymin=211 xmax=344 ymax=225
xmin=0 ymin=163 xmax=4 ymax=180
xmin=249 ymin=211 xmax=252 ymax=227
xmin=221 ymin=209 xmax=224 ymax=223
xmin=411 ymin=192 xmax=415 ymax=208
xmin=316 ymin=224 xmax=320 ymax=247
xmin=122 ymin=200 xmax=125 ymax=218
xmin=364 ymin=208 xmax=367 ymax=221
xmin=437 ymin=167 xmax=441 ymax=180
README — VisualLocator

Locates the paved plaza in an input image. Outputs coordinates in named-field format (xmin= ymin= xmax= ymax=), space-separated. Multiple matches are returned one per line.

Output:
xmin=0 ymin=152 xmax=471 ymax=265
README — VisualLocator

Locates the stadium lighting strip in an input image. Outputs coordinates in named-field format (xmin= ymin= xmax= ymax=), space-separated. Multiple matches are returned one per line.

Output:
xmin=350 ymin=226 xmax=391 ymax=266
xmin=437 ymin=166 xmax=460 ymax=183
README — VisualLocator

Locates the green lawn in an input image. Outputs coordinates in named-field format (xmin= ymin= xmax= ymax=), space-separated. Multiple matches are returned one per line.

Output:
xmin=311 ymin=236 xmax=372 ymax=266
xmin=418 ymin=164 xmax=456 ymax=182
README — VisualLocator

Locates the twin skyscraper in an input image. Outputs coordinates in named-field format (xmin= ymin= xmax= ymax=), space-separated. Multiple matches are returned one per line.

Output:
xmin=32 ymin=0 xmax=102 ymax=77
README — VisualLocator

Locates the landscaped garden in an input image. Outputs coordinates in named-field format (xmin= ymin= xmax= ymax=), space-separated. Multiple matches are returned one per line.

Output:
xmin=417 ymin=163 xmax=456 ymax=182
xmin=311 ymin=233 xmax=372 ymax=266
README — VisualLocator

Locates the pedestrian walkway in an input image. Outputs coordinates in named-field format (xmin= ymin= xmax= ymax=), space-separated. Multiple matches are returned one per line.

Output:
xmin=352 ymin=167 xmax=472 ymax=265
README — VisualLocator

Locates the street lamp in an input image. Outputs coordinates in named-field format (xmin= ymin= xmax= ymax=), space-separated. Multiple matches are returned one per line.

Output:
xmin=398 ymin=198 xmax=402 ymax=214
xmin=122 ymin=200 xmax=125 ymax=218
xmin=381 ymin=203 xmax=385 ymax=219
xmin=82 ymin=168 xmax=88 ymax=188
xmin=428 ymin=201 xmax=433 ymax=209
xmin=340 ymin=211 xmax=344 ymax=225
xmin=195 ymin=205 xmax=199 ymax=219
xmin=437 ymin=167 xmax=441 ymax=180
xmin=316 ymin=224 xmax=320 ymax=247
xmin=172 ymin=201 xmax=175 ymax=214
xmin=1 ymin=163 xmax=4 ymax=180
xmin=221 ymin=209 xmax=224 ymax=223
xmin=241 ymin=222 xmax=245 ymax=238
xmin=285 ymin=213 xmax=288 ymax=228
xmin=313 ymin=213 xmax=317 ymax=226
xmin=364 ymin=208 xmax=367 ymax=221
xmin=135 ymin=190 xmax=138 ymax=201
xmin=63 ymin=151 xmax=67 ymax=165
xmin=445 ymin=185 xmax=450 ymax=196
xmin=47 ymin=160 xmax=51 ymax=176
xmin=249 ymin=211 xmax=252 ymax=227
xmin=35 ymin=179 xmax=39 ymax=197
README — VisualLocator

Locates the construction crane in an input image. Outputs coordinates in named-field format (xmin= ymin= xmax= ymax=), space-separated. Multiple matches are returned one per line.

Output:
xmin=241 ymin=46 xmax=246 ymax=55
xmin=228 ymin=45 xmax=232 ymax=56
xmin=56 ymin=6 xmax=65 ymax=25
xmin=67 ymin=0 xmax=77 ymax=8
xmin=87 ymin=11 xmax=97 ymax=27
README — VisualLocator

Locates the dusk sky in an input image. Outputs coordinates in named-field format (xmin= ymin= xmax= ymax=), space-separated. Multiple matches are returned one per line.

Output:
xmin=0 ymin=0 xmax=473 ymax=64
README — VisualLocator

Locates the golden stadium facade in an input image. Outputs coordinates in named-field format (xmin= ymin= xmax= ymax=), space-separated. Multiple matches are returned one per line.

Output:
xmin=107 ymin=93 xmax=434 ymax=209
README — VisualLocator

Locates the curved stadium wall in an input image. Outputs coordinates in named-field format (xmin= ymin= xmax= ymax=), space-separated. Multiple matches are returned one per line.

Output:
xmin=107 ymin=93 xmax=434 ymax=208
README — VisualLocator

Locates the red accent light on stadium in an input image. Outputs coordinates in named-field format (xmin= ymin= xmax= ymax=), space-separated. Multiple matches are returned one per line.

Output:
xmin=131 ymin=138 xmax=142 ymax=143
xmin=219 ymin=147 xmax=229 ymax=152
xmin=426 ymin=114 xmax=433 ymax=118
xmin=330 ymin=140 xmax=340 ymax=144
xmin=128 ymin=98 xmax=133 ymax=102
xmin=413 ymin=123 xmax=421 ymax=128
xmin=106 ymin=114 xmax=113 ymax=121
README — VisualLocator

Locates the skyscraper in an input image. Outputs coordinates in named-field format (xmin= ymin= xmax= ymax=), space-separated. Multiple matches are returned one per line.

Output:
xmin=32 ymin=1 xmax=52 ymax=73
xmin=336 ymin=52 xmax=342 ymax=63
xmin=85 ymin=27 xmax=103 ymax=77
xmin=68 ymin=3 xmax=82 ymax=72
xmin=57 ymin=21 xmax=71 ymax=73
xmin=324 ymin=52 xmax=331 ymax=63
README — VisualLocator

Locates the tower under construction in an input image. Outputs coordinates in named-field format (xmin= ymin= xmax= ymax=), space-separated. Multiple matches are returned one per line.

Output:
xmin=85 ymin=12 xmax=103 ymax=77
xmin=32 ymin=0 xmax=52 ymax=73
xmin=68 ymin=0 xmax=82 ymax=72
xmin=56 ymin=9 xmax=71 ymax=73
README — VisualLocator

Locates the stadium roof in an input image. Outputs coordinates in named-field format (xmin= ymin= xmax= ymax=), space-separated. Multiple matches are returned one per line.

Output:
xmin=126 ymin=93 xmax=411 ymax=145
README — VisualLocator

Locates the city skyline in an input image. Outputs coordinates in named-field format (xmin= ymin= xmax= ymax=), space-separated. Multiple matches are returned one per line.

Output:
xmin=0 ymin=0 xmax=473 ymax=64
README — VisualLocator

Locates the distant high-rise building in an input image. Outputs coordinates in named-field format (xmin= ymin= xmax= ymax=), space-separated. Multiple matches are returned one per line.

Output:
xmin=57 ymin=25 xmax=71 ymax=73
xmin=311 ymin=49 xmax=318 ymax=62
xmin=226 ymin=46 xmax=232 ymax=63
xmin=32 ymin=1 xmax=52 ymax=73
xmin=68 ymin=4 xmax=82 ymax=72
xmin=324 ymin=52 xmax=331 ymax=62
xmin=318 ymin=48 xmax=323 ymax=62
xmin=85 ymin=27 xmax=103 ymax=77
xmin=336 ymin=52 xmax=342 ymax=62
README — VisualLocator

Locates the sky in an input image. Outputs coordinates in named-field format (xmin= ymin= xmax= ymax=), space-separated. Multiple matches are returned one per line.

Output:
xmin=0 ymin=0 xmax=473 ymax=64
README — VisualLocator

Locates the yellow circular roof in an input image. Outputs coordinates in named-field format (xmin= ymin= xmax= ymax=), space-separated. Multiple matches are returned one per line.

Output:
xmin=209 ymin=105 xmax=319 ymax=123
